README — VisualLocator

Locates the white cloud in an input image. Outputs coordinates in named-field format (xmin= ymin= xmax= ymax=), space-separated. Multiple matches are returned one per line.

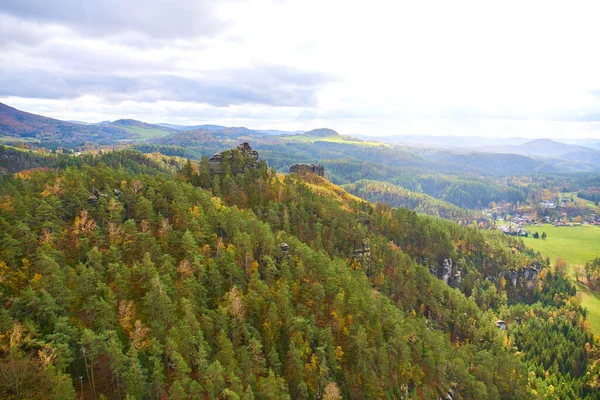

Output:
xmin=2 ymin=0 xmax=600 ymax=137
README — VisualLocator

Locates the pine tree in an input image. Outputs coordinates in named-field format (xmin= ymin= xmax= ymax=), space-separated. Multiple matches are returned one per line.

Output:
xmin=123 ymin=346 xmax=146 ymax=399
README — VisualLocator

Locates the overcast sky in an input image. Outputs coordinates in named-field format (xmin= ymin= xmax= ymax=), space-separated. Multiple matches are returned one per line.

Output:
xmin=2 ymin=0 xmax=600 ymax=138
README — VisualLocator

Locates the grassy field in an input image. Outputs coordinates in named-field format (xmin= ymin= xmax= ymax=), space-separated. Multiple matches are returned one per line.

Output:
xmin=558 ymin=192 xmax=597 ymax=209
xmin=122 ymin=126 xmax=172 ymax=140
xmin=523 ymin=224 xmax=600 ymax=265
xmin=283 ymin=134 xmax=387 ymax=146
xmin=0 ymin=136 xmax=40 ymax=143
xmin=523 ymin=224 xmax=600 ymax=334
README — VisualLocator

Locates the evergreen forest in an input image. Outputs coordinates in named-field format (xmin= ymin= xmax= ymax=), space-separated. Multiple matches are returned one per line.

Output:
xmin=0 ymin=146 xmax=598 ymax=399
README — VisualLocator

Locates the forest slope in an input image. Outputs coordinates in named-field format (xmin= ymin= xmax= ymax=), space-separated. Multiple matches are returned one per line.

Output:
xmin=0 ymin=148 xmax=598 ymax=398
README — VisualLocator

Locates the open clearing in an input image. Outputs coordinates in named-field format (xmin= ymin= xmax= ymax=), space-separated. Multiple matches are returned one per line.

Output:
xmin=523 ymin=224 xmax=600 ymax=334
xmin=524 ymin=224 xmax=600 ymax=265
xmin=0 ymin=136 xmax=40 ymax=143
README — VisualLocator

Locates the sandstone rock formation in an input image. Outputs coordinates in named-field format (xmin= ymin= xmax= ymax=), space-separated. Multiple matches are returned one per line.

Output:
xmin=209 ymin=142 xmax=261 ymax=174
xmin=289 ymin=163 xmax=324 ymax=177
xmin=429 ymin=258 xmax=462 ymax=288
xmin=353 ymin=239 xmax=371 ymax=264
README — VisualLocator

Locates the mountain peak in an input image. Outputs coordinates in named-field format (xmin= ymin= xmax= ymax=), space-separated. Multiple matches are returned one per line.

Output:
xmin=112 ymin=119 xmax=146 ymax=127
xmin=523 ymin=138 xmax=563 ymax=146
xmin=302 ymin=128 xmax=339 ymax=137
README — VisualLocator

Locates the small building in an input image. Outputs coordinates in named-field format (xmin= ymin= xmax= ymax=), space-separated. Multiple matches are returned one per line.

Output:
xmin=540 ymin=201 xmax=556 ymax=209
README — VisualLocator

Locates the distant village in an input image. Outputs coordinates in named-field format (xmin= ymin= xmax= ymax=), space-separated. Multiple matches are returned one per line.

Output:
xmin=487 ymin=195 xmax=600 ymax=237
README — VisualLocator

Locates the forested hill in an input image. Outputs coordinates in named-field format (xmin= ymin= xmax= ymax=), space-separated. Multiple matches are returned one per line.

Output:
xmin=0 ymin=149 xmax=598 ymax=399
xmin=302 ymin=128 xmax=339 ymax=137
xmin=0 ymin=102 xmax=133 ymax=145
xmin=342 ymin=179 xmax=476 ymax=221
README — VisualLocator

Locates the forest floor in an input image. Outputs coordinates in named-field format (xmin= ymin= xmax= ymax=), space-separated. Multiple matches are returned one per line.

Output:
xmin=523 ymin=224 xmax=600 ymax=335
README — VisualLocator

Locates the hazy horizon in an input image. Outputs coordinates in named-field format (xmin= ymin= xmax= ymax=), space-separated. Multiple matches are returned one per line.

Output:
xmin=2 ymin=1 xmax=600 ymax=138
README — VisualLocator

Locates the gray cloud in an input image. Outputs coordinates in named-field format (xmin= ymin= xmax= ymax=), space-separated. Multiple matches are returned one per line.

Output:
xmin=0 ymin=65 xmax=335 ymax=107
xmin=0 ymin=0 xmax=336 ymax=108
xmin=0 ymin=0 xmax=229 ymax=39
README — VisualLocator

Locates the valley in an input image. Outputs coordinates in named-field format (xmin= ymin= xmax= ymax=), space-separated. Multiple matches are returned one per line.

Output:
xmin=4 ymin=2 xmax=600 ymax=397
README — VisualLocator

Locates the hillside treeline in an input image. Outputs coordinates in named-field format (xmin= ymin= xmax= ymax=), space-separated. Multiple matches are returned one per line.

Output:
xmin=342 ymin=180 xmax=476 ymax=221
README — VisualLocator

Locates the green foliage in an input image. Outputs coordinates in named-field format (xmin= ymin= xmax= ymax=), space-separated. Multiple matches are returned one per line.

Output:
xmin=578 ymin=188 xmax=600 ymax=205
xmin=343 ymin=179 xmax=476 ymax=221
xmin=0 ymin=150 xmax=597 ymax=399
xmin=586 ymin=258 xmax=600 ymax=291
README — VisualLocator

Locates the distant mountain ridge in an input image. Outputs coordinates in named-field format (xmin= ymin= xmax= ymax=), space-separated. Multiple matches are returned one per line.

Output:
xmin=157 ymin=124 xmax=305 ymax=136
xmin=358 ymin=134 xmax=600 ymax=153
xmin=111 ymin=119 xmax=161 ymax=128
xmin=0 ymin=102 xmax=307 ymax=145
xmin=0 ymin=102 xmax=131 ymax=145
xmin=357 ymin=134 xmax=532 ymax=148
xmin=481 ymin=138 xmax=600 ymax=159
xmin=518 ymin=138 xmax=594 ymax=157
xmin=1 ymin=101 xmax=599 ymax=174
xmin=157 ymin=123 xmax=226 ymax=131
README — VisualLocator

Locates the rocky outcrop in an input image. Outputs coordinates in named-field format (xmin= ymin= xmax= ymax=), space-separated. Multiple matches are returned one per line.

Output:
xmin=208 ymin=142 xmax=260 ymax=174
xmin=441 ymin=258 xmax=452 ymax=285
xmin=289 ymin=164 xmax=324 ymax=177
xmin=87 ymin=189 xmax=108 ymax=205
xmin=485 ymin=263 xmax=541 ymax=290
xmin=521 ymin=266 xmax=539 ymax=282
xmin=353 ymin=239 xmax=371 ymax=265
xmin=280 ymin=243 xmax=290 ymax=257
xmin=509 ymin=264 xmax=540 ymax=284
xmin=429 ymin=258 xmax=462 ymax=288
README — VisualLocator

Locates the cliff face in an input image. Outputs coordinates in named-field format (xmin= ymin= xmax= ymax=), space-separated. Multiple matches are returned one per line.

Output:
xmin=289 ymin=163 xmax=325 ymax=177
xmin=429 ymin=258 xmax=541 ymax=291
xmin=429 ymin=258 xmax=462 ymax=288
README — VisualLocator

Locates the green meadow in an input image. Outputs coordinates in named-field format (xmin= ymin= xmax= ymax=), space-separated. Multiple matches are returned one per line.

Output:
xmin=523 ymin=224 xmax=600 ymax=334
xmin=283 ymin=134 xmax=386 ymax=146
xmin=121 ymin=126 xmax=172 ymax=140
xmin=0 ymin=136 xmax=40 ymax=143
xmin=524 ymin=224 xmax=600 ymax=265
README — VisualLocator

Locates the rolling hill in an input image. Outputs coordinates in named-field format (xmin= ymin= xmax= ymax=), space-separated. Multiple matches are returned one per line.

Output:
xmin=302 ymin=127 xmax=339 ymax=137
xmin=107 ymin=119 xmax=175 ymax=140
xmin=157 ymin=124 xmax=304 ymax=136
xmin=484 ymin=138 xmax=600 ymax=158
xmin=361 ymin=134 xmax=531 ymax=148
xmin=419 ymin=150 xmax=543 ymax=175
xmin=1 ymin=102 xmax=599 ymax=175
xmin=517 ymin=138 xmax=597 ymax=157
xmin=560 ymin=148 xmax=600 ymax=166
xmin=156 ymin=123 xmax=227 ymax=131
xmin=0 ymin=102 xmax=132 ymax=145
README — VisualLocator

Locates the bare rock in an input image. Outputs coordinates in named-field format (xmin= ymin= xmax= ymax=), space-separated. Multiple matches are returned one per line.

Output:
xmin=289 ymin=163 xmax=324 ymax=177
